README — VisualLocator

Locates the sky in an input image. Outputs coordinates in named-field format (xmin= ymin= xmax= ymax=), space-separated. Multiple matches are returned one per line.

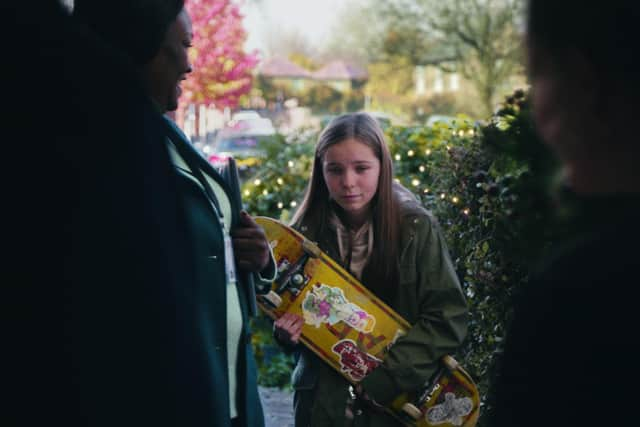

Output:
xmin=241 ymin=0 xmax=352 ymax=54
xmin=64 ymin=0 xmax=348 ymax=56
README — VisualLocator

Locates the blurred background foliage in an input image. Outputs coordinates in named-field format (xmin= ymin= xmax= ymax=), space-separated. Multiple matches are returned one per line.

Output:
xmin=244 ymin=89 xmax=578 ymax=424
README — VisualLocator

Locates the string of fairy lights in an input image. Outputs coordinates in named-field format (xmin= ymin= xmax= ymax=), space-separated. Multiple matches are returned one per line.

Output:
xmin=244 ymin=173 xmax=301 ymax=210
xmin=392 ymin=142 xmax=472 ymax=217
xmin=242 ymin=123 xmax=478 ymax=218
xmin=244 ymin=150 xmax=475 ymax=218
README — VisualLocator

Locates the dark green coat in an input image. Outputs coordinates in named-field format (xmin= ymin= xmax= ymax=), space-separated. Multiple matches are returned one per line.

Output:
xmin=291 ymin=187 xmax=468 ymax=427
xmin=166 ymin=119 xmax=267 ymax=427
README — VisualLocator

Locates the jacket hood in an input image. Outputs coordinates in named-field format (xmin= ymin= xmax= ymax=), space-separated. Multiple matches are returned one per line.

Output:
xmin=393 ymin=182 xmax=428 ymax=218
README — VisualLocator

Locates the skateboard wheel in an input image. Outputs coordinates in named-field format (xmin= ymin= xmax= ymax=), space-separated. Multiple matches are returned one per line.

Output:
xmin=302 ymin=239 xmax=322 ymax=258
xmin=442 ymin=355 xmax=459 ymax=371
xmin=401 ymin=403 xmax=422 ymax=420
xmin=262 ymin=291 xmax=283 ymax=308
xmin=292 ymin=273 xmax=304 ymax=286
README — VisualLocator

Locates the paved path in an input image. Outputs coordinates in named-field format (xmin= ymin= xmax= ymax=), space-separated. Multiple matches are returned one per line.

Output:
xmin=259 ymin=386 xmax=294 ymax=427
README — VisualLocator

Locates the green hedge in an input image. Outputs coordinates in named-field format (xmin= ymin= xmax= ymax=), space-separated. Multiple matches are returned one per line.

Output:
xmin=387 ymin=91 xmax=578 ymax=421
xmin=245 ymin=90 xmax=576 ymax=424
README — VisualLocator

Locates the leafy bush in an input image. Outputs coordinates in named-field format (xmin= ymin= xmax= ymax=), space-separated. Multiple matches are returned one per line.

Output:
xmin=299 ymin=84 xmax=345 ymax=114
xmin=250 ymin=315 xmax=295 ymax=389
xmin=412 ymin=93 xmax=459 ymax=123
xmin=242 ymin=130 xmax=315 ymax=221
xmin=387 ymin=90 xmax=576 ymax=422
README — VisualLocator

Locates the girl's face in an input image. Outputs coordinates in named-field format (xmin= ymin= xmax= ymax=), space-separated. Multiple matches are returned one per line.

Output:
xmin=322 ymin=138 xmax=381 ymax=226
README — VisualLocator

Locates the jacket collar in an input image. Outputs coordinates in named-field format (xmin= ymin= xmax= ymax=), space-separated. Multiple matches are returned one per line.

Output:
xmin=164 ymin=117 xmax=239 ymax=227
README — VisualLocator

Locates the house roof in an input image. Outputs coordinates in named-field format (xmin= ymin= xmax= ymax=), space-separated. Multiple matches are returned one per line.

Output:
xmin=311 ymin=60 xmax=368 ymax=81
xmin=258 ymin=57 xmax=311 ymax=78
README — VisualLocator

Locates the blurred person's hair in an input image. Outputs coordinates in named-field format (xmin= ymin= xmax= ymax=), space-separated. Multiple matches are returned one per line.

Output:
xmin=73 ymin=0 xmax=184 ymax=65
xmin=527 ymin=0 xmax=640 ymax=91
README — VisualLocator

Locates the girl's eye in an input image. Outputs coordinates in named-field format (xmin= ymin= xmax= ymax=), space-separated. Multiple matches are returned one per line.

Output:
xmin=356 ymin=166 xmax=370 ymax=173
xmin=326 ymin=168 xmax=342 ymax=175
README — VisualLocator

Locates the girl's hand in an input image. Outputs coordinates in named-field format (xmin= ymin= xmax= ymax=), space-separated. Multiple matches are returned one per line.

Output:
xmin=354 ymin=384 xmax=384 ymax=409
xmin=273 ymin=312 xmax=304 ymax=345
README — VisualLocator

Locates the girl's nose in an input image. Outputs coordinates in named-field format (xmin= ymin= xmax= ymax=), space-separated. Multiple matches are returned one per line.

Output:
xmin=342 ymin=170 xmax=356 ymax=188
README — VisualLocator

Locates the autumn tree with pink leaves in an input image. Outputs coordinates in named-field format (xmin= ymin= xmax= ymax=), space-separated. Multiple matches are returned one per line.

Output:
xmin=178 ymin=0 xmax=258 ymax=130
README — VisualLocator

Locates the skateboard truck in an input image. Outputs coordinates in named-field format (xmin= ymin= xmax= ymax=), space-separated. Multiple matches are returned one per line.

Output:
xmin=262 ymin=239 xmax=321 ymax=309
xmin=400 ymin=355 xmax=461 ymax=420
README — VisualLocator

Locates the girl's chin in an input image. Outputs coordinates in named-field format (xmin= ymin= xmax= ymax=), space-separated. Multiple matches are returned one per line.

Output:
xmin=338 ymin=204 xmax=372 ymax=220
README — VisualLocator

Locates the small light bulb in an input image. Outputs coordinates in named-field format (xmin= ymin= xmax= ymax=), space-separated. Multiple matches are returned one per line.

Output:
xmin=290 ymin=201 xmax=297 ymax=208
xmin=253 ymin=179 xmax=261 ymax=186
xmin=412 ymin=179 xmax=420 ymax=187
xmin=407 ymin=150 xmax=415 ymax=157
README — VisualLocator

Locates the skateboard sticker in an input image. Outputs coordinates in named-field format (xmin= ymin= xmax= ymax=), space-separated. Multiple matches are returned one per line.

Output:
xmin=425 ymin=392 xmax=473 ymax=426
xmin=301 ymin=284 xmax=376 ymax=333
xmin=331 ymin=339 xmax=382 ymax=382
xmin=381 ymin=328 xmax=407 ymax=354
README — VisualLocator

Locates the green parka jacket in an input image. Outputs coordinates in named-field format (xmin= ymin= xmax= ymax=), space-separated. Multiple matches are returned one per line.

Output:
xmin=290 ymin=185 xmax=468 ymax=427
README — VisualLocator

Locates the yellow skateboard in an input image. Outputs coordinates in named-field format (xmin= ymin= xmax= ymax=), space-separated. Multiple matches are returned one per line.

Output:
xmin=255 ymin=217 xmax=480 ymax=427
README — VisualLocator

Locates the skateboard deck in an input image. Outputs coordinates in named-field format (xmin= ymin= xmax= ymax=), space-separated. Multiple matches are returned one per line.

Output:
xmin=255 ymin=216 xmax=480 ymax=427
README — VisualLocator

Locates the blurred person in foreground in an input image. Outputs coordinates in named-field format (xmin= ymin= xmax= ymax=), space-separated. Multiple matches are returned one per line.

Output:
xmin=72 ymin=1 xmax=275 ymax=426
xmin=6 ymin=0 xmax=196 ymax=426
xmin=490 ymin=1 xmax=640 ymax=426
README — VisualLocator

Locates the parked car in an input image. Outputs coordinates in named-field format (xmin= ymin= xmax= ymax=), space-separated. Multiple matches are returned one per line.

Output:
xmin=207 ymin=128 xmax=276 ymax=172
xmin=226 ymin=116 xmax=275 ymax=135
xmin=230 ymin=110 xmax=262 ymax=123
